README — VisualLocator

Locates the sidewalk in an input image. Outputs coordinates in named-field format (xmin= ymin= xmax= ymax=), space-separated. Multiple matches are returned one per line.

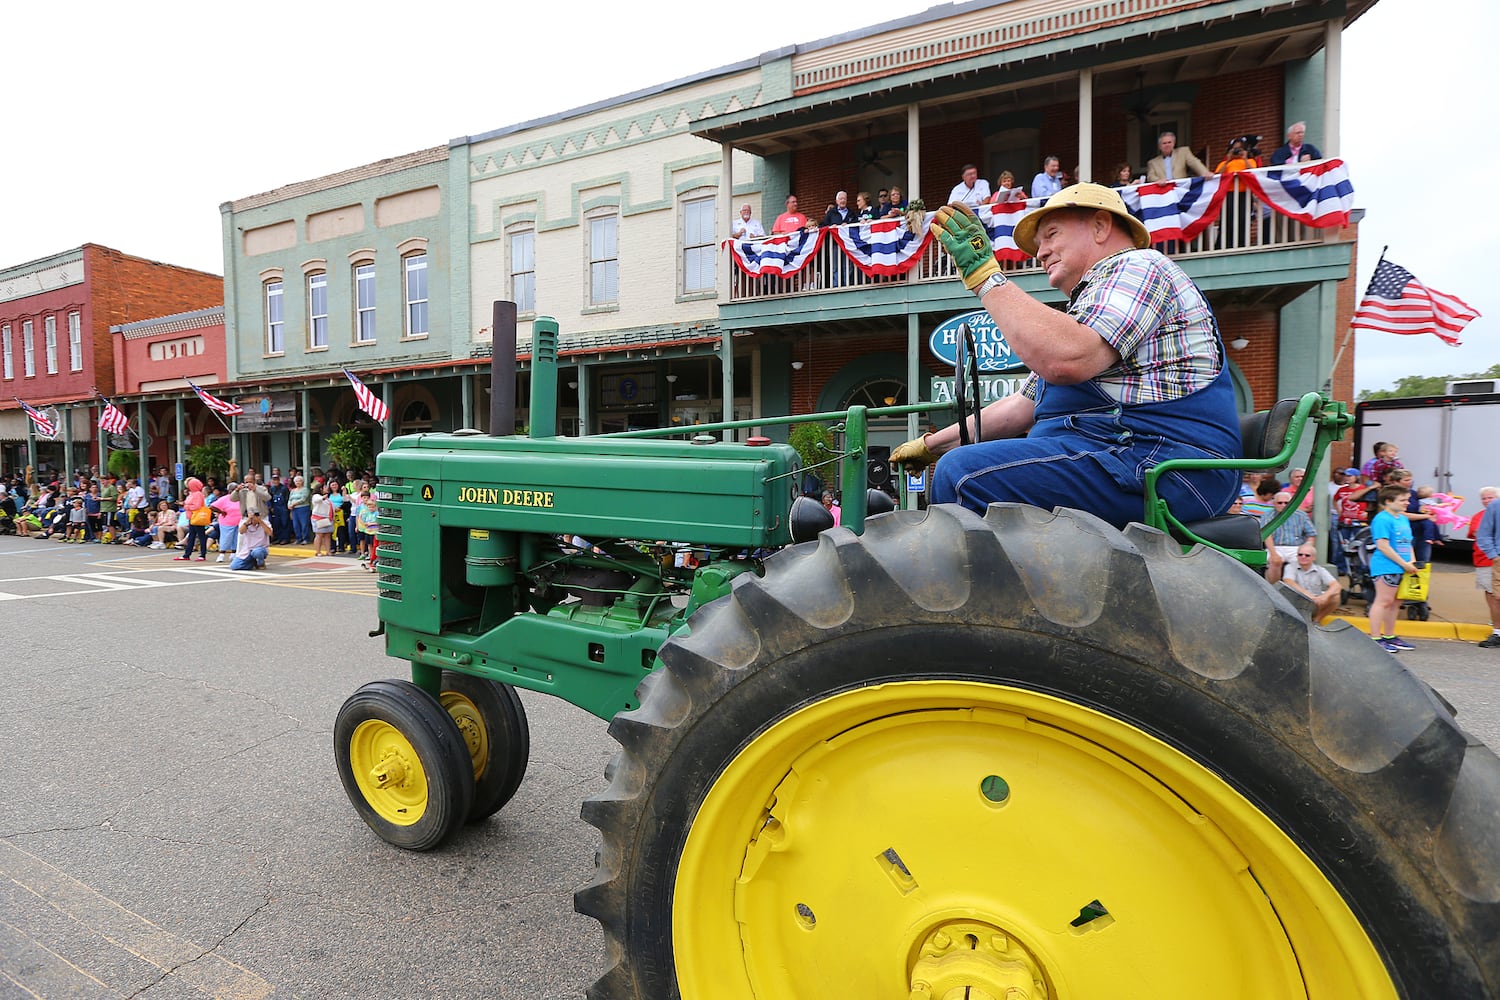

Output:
xmin=1324 ymin=554 xmax=1494 ymax=642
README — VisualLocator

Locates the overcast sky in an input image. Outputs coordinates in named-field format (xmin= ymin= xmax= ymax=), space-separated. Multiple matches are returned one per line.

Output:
xmin=2 ymin=0 xmax=1491 ymax=394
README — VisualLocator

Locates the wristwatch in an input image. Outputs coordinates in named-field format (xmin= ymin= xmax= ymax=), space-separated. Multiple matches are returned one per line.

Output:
xmin=973 ymin=272 xmax=1008 ymax=298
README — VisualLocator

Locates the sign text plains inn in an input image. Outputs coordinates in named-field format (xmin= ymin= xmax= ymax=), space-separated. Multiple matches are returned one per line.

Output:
xmin=457 ymin=486 xmax=556 ymax=508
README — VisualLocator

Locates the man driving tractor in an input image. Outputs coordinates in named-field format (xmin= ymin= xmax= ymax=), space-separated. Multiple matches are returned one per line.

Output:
xmin=892 ymin=184 xmax=1241 ymax=528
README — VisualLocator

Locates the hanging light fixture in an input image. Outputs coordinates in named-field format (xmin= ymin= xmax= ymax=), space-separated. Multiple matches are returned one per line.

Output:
xmin=1229 ymin=336 xmax=1249 ymax=351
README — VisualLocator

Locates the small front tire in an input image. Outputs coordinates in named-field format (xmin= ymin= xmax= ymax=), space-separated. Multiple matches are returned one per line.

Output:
xmin=335 ymin=679 xmax=474 ymax=851
xmin=440 ymin=671 xmax=531 ymax=823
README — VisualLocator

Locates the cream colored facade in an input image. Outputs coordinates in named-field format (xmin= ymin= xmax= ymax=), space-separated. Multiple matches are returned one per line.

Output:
xmin=461 ymin=66 xmax=766 ymax=348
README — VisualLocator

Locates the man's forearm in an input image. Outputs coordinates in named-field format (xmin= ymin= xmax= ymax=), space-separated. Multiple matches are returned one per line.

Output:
xmin=976 ymin=281 xmax=1118 ymax=384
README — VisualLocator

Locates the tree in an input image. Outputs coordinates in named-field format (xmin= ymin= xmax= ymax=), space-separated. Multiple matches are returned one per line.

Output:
xmin=106 ymin=449 xmax=139 ymax=479
xmin=325 ymin=425 xmax=374 ymax=473
xmin=1359 ymin=363 xmax=1500 ymax=401
xmin=185 ymin=440 xmax=230 ymax=483
xmin=787 ymin=422 xmax=837 ymax=494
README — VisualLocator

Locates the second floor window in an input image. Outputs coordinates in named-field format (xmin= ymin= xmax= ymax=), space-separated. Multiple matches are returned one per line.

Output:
xmin=307 ymin=272 xmax=328 ymax=349
xmin=265 ymin=281 xmax=285 ymax=354
xmin=68 ymin=312 xmax=82 ymax=371
xmin=355 ymin=263 xmax=377 ymax=343
xmin=2 ymin=325 xmax=11 ymax=380
xmin=682 ymin=196 xmax=716 ymax=294
xmin=590 ymin=215 xmax=619 ymax=305
xmin=511 ymin=230 xmax=535 ymax=313
xmin=404 ymin=253 xmax=428 ymax=338
xmin=44 ymin=316 xmax=58 ymax=374
xmin=22 ymin=320 xmax=35 ymax=377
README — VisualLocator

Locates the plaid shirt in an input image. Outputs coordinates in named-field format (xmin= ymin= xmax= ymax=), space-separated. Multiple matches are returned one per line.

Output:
xmin=1022 ymin=248 xmax=1222 ymax=405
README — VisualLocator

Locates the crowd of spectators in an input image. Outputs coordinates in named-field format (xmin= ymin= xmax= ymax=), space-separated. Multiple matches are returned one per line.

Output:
xmin=736 ymin=120 xmax=1322 ymax=253
xmin=0 ymin=463 xmax=381 ymax=572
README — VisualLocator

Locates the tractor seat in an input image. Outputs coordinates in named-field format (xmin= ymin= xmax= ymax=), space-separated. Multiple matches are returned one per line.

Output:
xmin=1171 ymin=397 xmax=1300 ymax=550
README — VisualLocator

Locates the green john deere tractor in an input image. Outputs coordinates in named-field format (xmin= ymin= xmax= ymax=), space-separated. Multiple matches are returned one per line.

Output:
xmin=334 ymin=314 xmax=1500 ymax=1000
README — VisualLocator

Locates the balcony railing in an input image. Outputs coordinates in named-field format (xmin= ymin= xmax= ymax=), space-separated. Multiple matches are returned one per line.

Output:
xmin=729 ymin=181 xmax=1327 ymax=304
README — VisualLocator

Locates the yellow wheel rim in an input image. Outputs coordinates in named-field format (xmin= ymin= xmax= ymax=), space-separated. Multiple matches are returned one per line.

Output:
xmin=441 ymin=690 xmax=490 ymax=782
xmin=348 ymin=719 xmax=429 ymax=826
xmin=673 ymin=681 xmax=1396 ymax=1000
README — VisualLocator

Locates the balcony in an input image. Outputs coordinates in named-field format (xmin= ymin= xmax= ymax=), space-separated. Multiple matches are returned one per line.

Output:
xmin=729 ymin=174 xmax=1335 ymax=304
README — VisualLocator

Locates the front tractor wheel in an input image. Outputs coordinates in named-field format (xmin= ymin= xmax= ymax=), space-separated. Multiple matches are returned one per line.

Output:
xmin=577 ymin=504 xmax=1500 ymax=1000
xmin=439 ymin=670 xmax=530 ymax=823
xmin=334 ymin=679 xmax=474 ymax=851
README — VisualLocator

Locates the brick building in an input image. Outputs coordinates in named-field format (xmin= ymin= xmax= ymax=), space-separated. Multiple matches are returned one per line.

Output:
xmin=0 ymin=246 xmax=222 ymax=480
xmin=695 ymin=0 xmax=1370 ymax=498
xmin=108 ymin=306 xmax=229 ymax=479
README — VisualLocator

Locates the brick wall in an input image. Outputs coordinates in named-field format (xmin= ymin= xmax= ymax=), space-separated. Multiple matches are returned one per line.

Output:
xmin=789 ymin=66 xmax=1286 ymax=201
xmin=788 ymin=331 xmax=909 ymax=413
xmin=84 ymin=246 xmax=223 ymax=396
xmin=1220 ymin=309 xmax=1279 ymax=408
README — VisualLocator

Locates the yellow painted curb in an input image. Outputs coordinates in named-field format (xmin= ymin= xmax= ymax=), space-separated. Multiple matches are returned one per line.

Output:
xmin=1323 ymin=615 xmax=1493 ymax=643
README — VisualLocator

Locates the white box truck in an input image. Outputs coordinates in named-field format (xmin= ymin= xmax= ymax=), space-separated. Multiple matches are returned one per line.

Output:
xmin=1354 ymin=379 xmax=1500 ymax=542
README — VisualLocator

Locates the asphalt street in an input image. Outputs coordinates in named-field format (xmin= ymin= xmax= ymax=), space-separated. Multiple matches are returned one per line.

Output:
xmin=1 ymin=534 xmax=1496 ymax=999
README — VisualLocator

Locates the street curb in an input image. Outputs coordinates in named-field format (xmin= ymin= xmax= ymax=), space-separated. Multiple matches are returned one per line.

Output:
xmin=1323 ymin=614 xmax=1493 ymax=643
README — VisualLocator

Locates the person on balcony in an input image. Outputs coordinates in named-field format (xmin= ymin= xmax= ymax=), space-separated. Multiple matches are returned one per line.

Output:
xmin=891 ymin=184 xmax=1240 ymax=530
xmin=1146 ymin=131 xmax=1212 ymax=182
xmin=1030 ymin=156 xmax=1065 ymax=200
xmin=855 ymin=191 xmax=876 ymax=222
xmin=886 ymin=185 xmax=908 ymax=217
xmin=731 ymin=204 xmax=765 ymax=240
xmin=772 ymin=194 xmax=811 ymax=234
xmin=1214 ymin=137 xmax=1259 ymax=248
xmin=947 ymin=165 xmax=991 ymax=208
xmin=1110 ymin=162 xmax=1138 ymax=188
xmin=1270 ymin=121 xmax=1322 ymax=165
xmin=990 ymin=171 xmax=1027 ymax=204
xmin=822 ymin=191 xmax=855 ymax=287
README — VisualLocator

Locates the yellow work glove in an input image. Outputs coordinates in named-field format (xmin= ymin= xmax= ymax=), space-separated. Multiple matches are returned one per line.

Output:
xmin=931 ymin=202 xmax=1001 ymax=291
xmin=891 ymin=435 xmax=938 ymax=473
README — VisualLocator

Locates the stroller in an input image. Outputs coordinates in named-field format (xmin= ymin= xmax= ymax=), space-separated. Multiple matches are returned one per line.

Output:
xmin=1341 ymin=525 xmax=1376 ymax=609
xmin=0 ymin=496 xmax=15 ymax=535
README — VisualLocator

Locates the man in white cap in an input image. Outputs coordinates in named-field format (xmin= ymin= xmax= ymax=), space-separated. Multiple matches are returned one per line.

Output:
xmin=892 ymin=184 xmax=1240 ymax=527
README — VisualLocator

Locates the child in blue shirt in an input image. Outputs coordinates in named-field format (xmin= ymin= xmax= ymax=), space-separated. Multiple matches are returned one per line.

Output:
xmin=1369 ymin=484 xmax=1418 ymax=653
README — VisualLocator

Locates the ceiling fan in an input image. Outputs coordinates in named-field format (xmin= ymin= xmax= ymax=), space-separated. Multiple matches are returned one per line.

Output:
xmin=1125 ymin=70 xmax=1159 ymax=121
xmin=855 ymin=125 xmax=896 ymax=177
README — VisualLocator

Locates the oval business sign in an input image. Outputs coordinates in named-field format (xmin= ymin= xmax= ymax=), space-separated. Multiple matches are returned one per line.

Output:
xmin=928 ymin=309 xmax=1027 ymax=373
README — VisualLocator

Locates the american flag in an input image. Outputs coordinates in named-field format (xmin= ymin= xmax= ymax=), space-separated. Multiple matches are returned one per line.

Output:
xmin=344 ymin=368 xmax=390 ymax=422
xmin=187 ymin=380 xmax=244 ymax=416
xmin=16 ymin=398 xmax=56 ymax=437
xmin=99 ymin=397 xmax=131 ymax=435
xmin=1351 ymin=258 xmax=1480 ymax=346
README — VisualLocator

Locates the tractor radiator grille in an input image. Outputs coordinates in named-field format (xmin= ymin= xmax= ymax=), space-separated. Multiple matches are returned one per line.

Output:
xmin=374 ymin=475 xmax=407 ymax=601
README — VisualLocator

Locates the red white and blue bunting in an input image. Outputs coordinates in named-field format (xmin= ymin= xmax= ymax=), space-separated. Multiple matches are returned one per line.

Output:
xmin=724 ymin=160 xmax=1354 ymax=276
xmin=827 ymin=218 xmax=935 ymax=275
xmin=724 ymin=227 xmax=826 ymax=277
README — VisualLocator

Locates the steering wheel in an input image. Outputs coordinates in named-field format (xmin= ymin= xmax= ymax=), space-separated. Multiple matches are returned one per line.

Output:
xmin=954 ymin=322 xmax=982 ymax=446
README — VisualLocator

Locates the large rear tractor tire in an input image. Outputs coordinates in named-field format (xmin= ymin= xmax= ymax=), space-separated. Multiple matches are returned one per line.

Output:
xmin=577 ymin=503 xmax=1500 ymax=1000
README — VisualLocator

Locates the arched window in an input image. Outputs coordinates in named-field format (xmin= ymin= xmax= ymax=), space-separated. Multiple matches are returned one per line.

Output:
xmin=399 ymin=399 xmax=433 ymax=435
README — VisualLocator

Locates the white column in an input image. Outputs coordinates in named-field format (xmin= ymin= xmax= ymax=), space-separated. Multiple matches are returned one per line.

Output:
xmin=1078 ymin=68 xmax=1093 ymax=183
xmin=906 ymin=103 xmax=921 ymax=203
xmin=1323 ymin=18 xmax=1342 ymax=156
xmin=719 ymin=142 xmax=734 ymax=304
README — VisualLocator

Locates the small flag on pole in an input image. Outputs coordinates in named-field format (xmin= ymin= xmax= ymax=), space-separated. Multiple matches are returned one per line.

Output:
xmin=99 ymin=397 xmax=131 ymax=436
xmin=344 ymin=368 xmax=390 ymax=422
xmin=1350 ymin=257 xmax=1480 ymax=346
xmin=187 ymin=380 xmax=244 ymax=416
xmin=16 ymin=398 xmax=56 ymax=437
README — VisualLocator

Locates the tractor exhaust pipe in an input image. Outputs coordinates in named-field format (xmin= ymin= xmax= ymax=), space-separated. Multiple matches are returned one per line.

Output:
xmin=490 ymin=301 xmax=517 ymax=436
xmin=530 ymin=316 xmax=559 ymax=439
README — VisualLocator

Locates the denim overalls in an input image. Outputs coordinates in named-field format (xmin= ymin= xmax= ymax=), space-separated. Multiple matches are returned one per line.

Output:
xmin=931 ymin=361 xmax=1241 ymax=529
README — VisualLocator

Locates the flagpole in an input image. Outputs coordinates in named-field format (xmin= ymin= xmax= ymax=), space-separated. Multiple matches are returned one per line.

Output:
xmin=1323 ymin=244 xmax=1387 ymax=394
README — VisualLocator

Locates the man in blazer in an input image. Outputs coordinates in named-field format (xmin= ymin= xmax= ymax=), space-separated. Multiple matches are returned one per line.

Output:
xmin=1145 ymin=131 xmax=1212 ymax=182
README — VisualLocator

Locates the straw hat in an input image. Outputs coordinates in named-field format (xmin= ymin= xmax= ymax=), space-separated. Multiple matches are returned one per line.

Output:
xmin=1012 ymin=182 xmax=1150 ymax=256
